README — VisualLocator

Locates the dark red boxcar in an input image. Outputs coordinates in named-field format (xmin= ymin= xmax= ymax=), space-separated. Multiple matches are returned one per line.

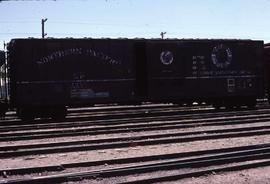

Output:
xmin=7 ymin=38 xmax=265 ymax=119
xmin=146 ymin=39 xmax=264 ymax=107
xmin=8 ymin=39 xmax=136 ymax=119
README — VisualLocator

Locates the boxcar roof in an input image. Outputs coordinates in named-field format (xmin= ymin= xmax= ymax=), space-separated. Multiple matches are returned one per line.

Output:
xmin=9 ymin=38 xmax=260 ymax=42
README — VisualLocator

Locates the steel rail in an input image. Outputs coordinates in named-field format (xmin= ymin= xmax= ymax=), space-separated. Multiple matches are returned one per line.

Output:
xmin=120 ymin=160 xmax=270 ymax=184
xmin=1 ymin=111 xmax=270 ymax=136
xmin=1 ymin=143 xmax=270 ymax=176
xmin=2 ymin=110 xmax=270 ymax=142
xmin=2 ymin=144 xmax=270 ymax=184
xmin=0 ymin=115 xmax=270 ymax=147
xmin=1 ymin=126 xmax=270 ymax=158
xmin=0 ymin=105 xmax=268 ymax=131
xmin=1 ymin=103 xmax=268 ymax=127
xmin=0 ymin=105 xmax=210 ymax=126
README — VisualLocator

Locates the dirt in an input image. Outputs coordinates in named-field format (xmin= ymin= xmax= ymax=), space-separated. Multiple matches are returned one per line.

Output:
xmin=1 ymin=119 xmax=269 ymax=147
xmin=172 ymin=165 xmax=270 ymax=184
xmin=1 ymin=107 xmax=270 ymax=183
xmin=63 ymin=164 xmax=270 ymax=184
xmin=1 ymin=134 xmax=270 ymax=170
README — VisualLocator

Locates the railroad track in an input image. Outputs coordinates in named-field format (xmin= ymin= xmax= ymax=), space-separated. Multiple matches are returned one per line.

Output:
xmin=0 ymin=104 xmax=269 ymax=130
xmin=0 ymin=104 xmax=214 ymax=127
xmin=0 ymin=107 xmax=214 ymax=131
xmin=1 ymin=107 xmax=270 ymax=133
xmin=2 ymin=122 xmax=270 ymax=158
xmin=1 ymin=143 xmax=270 ymax=183
xmin=1 ymin=103 xmax=270 ymax=183
xmin=1 ymin=108 xmax=270 ymax=142
xmin=0 ymin=102 xmax=268 ymax=132
xmin=1 ymin=100 xmax=268 ymax=125
xmin=1 ymin=101 xmax=266 ymax=127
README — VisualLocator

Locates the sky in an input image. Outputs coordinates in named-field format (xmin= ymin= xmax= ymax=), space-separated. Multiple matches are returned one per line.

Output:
xmin=0 ymin=0 xmax=270 ymax=50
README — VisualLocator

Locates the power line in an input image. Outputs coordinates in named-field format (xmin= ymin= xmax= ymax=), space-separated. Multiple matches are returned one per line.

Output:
xmin=0 ymin=33 xmax=40 ymax=35
xmin=0 ymin=20 xmax=164 ymax=28
xmin=0 ymin=0 xmax=57 ymax=1
xmin=0 ymin=21 xmax=37 ymax=23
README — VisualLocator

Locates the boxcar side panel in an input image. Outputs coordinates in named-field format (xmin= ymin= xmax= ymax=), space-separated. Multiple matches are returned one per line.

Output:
xmin=147 ymin=40 xmax=264 ymax=103
xmin=9 ymin=39 xmax=136 ymax=108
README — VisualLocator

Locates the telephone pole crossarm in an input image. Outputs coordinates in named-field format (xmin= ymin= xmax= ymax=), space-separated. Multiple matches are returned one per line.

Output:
xmin=160 ymin=32 xmax=167 ymax=39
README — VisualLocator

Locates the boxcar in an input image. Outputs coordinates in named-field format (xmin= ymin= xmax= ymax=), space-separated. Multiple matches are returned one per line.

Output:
xmin=8 ymin=39 xmax=137 ymax=119
xmin=145 ymin=39 xmax=264 ymax=108
xmin=6 ymin=38 xmax=265 ymax=120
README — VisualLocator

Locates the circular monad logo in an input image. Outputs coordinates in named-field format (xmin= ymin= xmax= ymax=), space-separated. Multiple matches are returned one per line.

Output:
xmin=211 ymin=44 xmax=232 ymax=69
xmin=160 ymin=51 xmax=174 ymax=65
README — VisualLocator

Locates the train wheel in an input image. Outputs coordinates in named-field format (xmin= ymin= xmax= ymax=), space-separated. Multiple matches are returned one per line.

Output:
xmin=17 ymin=108 xmax=34 ymax=121
xmin=212 ymin=102 xmax=221 ymax=110
xmin=51 ymin=107 xmax=67 ymax=120
xmin=224 ymin=101 xmax=234 ymax=110
xmin=0 ymin=103 xmax=7 ymax=117
xmin=247 ymin=99 xmax=256 ymax=109
xmin=225 ymin=105 xmax=234 ymax=110
xmin=0 ymin=109 xmax=6 ymax=117
xmin=235 ymin=104 xmax=241 ymax=110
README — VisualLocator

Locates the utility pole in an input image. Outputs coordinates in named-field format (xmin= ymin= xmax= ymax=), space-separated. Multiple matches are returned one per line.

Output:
xmin=160 ymin=32 xmax=166 ymax=39
xmin=41 ymin=18 xmax=48 ymax=38
xmin=3 ymin=41 xmax=6 ymax=50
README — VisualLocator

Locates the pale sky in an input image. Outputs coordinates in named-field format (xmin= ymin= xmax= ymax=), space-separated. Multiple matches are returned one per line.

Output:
xmin=0 ymin=0 xmax=270 ymax=50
